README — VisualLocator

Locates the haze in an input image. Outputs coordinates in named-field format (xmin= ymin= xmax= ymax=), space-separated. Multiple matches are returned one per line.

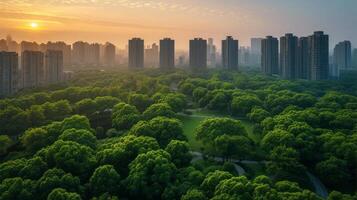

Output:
xmin=1 ymin=0 xmax=356 ymax=49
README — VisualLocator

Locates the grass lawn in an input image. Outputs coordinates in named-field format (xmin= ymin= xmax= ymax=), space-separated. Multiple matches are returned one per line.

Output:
xmin=178 ymin=109 xmax=258 ymax=150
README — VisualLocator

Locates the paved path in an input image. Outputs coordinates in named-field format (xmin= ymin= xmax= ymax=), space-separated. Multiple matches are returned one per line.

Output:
xmin=190 ymin=151 xmax=328 ymax=199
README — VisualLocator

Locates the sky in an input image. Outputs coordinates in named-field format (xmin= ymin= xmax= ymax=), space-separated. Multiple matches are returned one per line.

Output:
xmin=0 ymin=0 xmax=356 ymax=50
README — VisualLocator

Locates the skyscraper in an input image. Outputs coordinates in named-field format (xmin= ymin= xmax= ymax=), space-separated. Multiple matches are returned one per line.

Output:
xmin=46 ymin=42 xmax=72 ymax=67
xmin=297 ymin=37 xmax=310 ymax=79
xmin=0 ymin=52 xmax=18 ymax=96
xmin=160 ymin=38 xmax=175 ymax=69
xmin=332 ymin=41 xmax=351 ymax=77
xmin=72 ymin=41 xmax=86 ymax=65
xmin=250 ymin=38 xmax=263 ymax=66
xmin=280 ymin=33 xmax=298 ymax=79
xmin=222 ymin=36 xmax=239 ymax=70
xmin=353 ymin=48 xmax=357 ymax=68
xmin=207 ymin=38 xmax=216 ymax=68
xmin=261 ymin=36 xmax=279 ymax=75
xmin=145 ymin=43 xmax=159 ymax=68
xmin=104 ymin=42 xmax=116 ymax=67
xmin=239 ymin=47 xmax=250 ymax=66
xmin=45 ymin=50 xmax=63 ymax=84
xmin=309 ymin=31 xmax=329 ymax=80
xmin=189 ymin=38 xmax=207 ymax=69
xmin=129 ymin=38 xmax=144 ymax=68
xmin=22 ymin=51 xmax=45 ymax=88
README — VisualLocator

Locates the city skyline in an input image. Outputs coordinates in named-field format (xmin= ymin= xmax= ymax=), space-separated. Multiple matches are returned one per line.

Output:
xmin=1 ymin=0 xmax=357 ymax=49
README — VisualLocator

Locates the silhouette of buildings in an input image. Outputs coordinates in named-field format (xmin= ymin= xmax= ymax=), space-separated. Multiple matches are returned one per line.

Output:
xmin=189 ymin=38 xmax=207 ymax=69
xmin=160 ymin=38 xmax=175 ymax=69
xmin=207 ymin=38 xmax=217 ymax=68
xmin=129 ymin=38 xmax=144 ymax=68
xmin=239 ymin=46 xmax=250 ymax=66
xmin=0 ymin=52 xmax=18 ymax=96
xmin=280 ymin=33 xmax=298 ymax=79
xmin=222 ymin=36 xmax=239 ymax=70
xmin=21 ymin=51 xmax=45 ymax=88
xmin=297 ymin=37 xmax=310 ymax=79
xmin=104 ymin=42 xmax=116 ymax=67
xmin=261 ymin=36 xmax=279 ymax=75
xmin=250 ymin=38 xmax=263 ymax=66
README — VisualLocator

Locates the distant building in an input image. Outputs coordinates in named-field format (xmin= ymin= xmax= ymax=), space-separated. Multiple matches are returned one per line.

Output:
xmin=239 ymin=47 xmax=250 ymax=66
xmin=0 ymin=40 xmax=8 ymax=51
xmin=129 ymin=38 xmax=144 ymax=68
xmin=87 ymin=43 xmax=100 ymax=66
xmin=222 ymin=36 xmax=239 ymax=70
xmin=145 ymin=43 xmax=159 ymax=68
xmin=332 ymin=41 xmax=352 ymax=77
xmin=45 ymin=50 xmax=63 ymax=84
xmin=353 ymin=48 xmax=357 ymax=68
xmin=160 ymin=38 xmax=175 ymax=69
xmin=72 ymin=41 xmax=86 ymax=65
xmin=250 ymin=38 xmax=263 ymax=66
xmin=207 ymin=38 xmax=217 ymax=68
xmin=21 ymin=41 xmax=39 ymax=52
xmin=0 ymin=52 xmax=18 ymax=96
xmin=47 ymin=42 xmax=72 ymax=66
xmin=104 ymin=42 xmax=116 ymax=67
xmin=280 ymin=33 xmax=298 ymax=79
xmin=297 ymin=37 xmax=310 ymax=79
xmin=189 ymin=38 xmax=207 ymax=69
xmin=309 ymin=31 xmax=329 ymax=80
xmin=21 ymin=51 xmax=44 ymax=88
xmin=261 ymin=36 xmax=279 ymax=75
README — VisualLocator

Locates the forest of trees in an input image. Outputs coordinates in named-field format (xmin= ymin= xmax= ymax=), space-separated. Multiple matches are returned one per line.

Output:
xmin=0 ymin=69 xmax=356 ymax=200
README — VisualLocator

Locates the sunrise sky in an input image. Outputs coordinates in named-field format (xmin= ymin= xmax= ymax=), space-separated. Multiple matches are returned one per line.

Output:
xmin=1 ymin=0 xmax=356 ymax=50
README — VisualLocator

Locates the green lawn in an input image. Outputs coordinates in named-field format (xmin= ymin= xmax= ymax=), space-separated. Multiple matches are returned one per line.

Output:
xmin=178 ymin=109 xmax=258 ymax=150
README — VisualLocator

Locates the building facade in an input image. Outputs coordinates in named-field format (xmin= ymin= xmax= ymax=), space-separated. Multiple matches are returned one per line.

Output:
xmin=297 ymin=37 xmax=310 ymax=79
xmin=222 ymin=36 xmax=239 ymax=70
xmin=129 ymin=38 xmax=144 ymax=68
xmin=160 ymin=38 xmax=175 ymax=69
xmin=261 ymin=36 xmax=279 ymax=75
xmin=309 ymin=31 xmax=329 ymax=80
xmin=145 ymin=43 xmax=159 ymax=68
xmin=22 ymin=51 xmax=45 ymax=88
xmin=45 ymin=50 xmax=63 ymax=84
xmin=280 ymin=33 xmax=298 ymax=79
xmin=189 ymin=38 xmax=207 ymax=69
xmin=332 ymin=41 xmax=351 ymax=77
xmin=0 ymin=52 xmax=18 ymax=96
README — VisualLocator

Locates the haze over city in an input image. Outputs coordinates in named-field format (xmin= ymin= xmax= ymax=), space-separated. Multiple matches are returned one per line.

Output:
xmin=1 ymin=0 xmax=357 ymax=49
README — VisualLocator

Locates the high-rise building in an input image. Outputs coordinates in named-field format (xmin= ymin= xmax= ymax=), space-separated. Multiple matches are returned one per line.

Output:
xmin=145 ymin=43 xmax=159 ymax=68
xmin=21 ymin=51 xmax=45 ymax=88
xmin=261 ymin=36 xmax=279 ymax=75
xmin=21 ymin=41 xmax=39 ymax=52
xmin=207 ymin=38 xmax=216 ymax=68
xmin=297 ymin=37 xmax=310 ymax=79
xmin=160 ymin=38 xmax=175 ymax=69
xmin=308 ymin=31 xmax=329 ymax=80
xmin=72 ymin=41 xmax=86 ymax=65
xmin=239 ymin=47 xmax=250 ymax=66
xmin=0 ymin=40 xmax=8 ymax=51
xmin=46 ymin=42 xmax=72 ymax=66
xmin=222 ymin=36 xmax=239 ymax=70
xmin=0 ymin=52 xmax=18 ymax=96
xmin=353 ymin=48 xmax=357 ymax=68
xmin=129 ymin=38 xmax=144 ymax=68
xmin=189 ymin=38 xmax=207 ymax=69
xmin=104 ymin=42 xmax=116 ymax=67
xmin=87 ymin=43 xmax=100 ymax=66
xmin=332 ymin=41 xmax=351 ymax=77
xmin=280 ymin=33 xmax=298 ymax=79
xmin=45 ymin=50 xmax=63 ymax=84
xmin=250 ymin=38 xmax=263 ymax=66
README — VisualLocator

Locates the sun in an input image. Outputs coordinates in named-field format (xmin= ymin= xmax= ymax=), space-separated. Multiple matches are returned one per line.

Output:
xmin=29 ymin=22 xmax=39 ymax=29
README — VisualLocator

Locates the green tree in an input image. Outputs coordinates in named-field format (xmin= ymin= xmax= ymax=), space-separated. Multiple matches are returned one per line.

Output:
xmin=247 ymin=107 xmax=271 ymax=123
xmin=143 ymin=103 xmax=175 ymax=120
xmin=47 ymin=188 xmax=81 ymax=200
xmin=165 ymin=140 xmax=192 ymax=168
xmin=195 ymin=118 xmax=247 ymax=146
xmin=0 ymin=135 xmax=12 ymax=155
xmin=0 ymin=106 xmax=29 ymax=135
xmin=214 ymin=135 xmax=251 ymax=161
xmin=231 ymin=95 xmax=262 ymax=116
xmin=125 ymin=150 xmax=177 ymax=199
xmin=128 ymin=93 xmax=153 ymax=112
xmin=181 ymin=189 xmax=207 ymax=200
xmin=36 ymin=140 xmax=96 ymax=178
xmin=90 ymin=165 xmax=121 ymax=196
xmin=112 ymin=103 xmax=140 ymax=130
xmin=261 ymin=129 xmax=295 ymax=151
xmin=20 ymin=128 xmax=49 ymax=152
xmin=74 ymin=98 xmax=98 ymax=116
xmin=200 ymin=170 xmax=233 ymax=197
xmin=61 ymin=115 xmax=92 ymax=133
xmin=59 ymin=128 xmax=97 ymax=149
xmin=0 ymin=177 xmax=35 ymax=200
xmin=316 ymin=156 xmax=350 ymax=188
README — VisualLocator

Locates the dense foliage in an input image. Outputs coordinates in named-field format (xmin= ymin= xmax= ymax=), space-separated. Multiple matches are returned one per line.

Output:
xmin=0 ymin=69 xmax=356 ymax=199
